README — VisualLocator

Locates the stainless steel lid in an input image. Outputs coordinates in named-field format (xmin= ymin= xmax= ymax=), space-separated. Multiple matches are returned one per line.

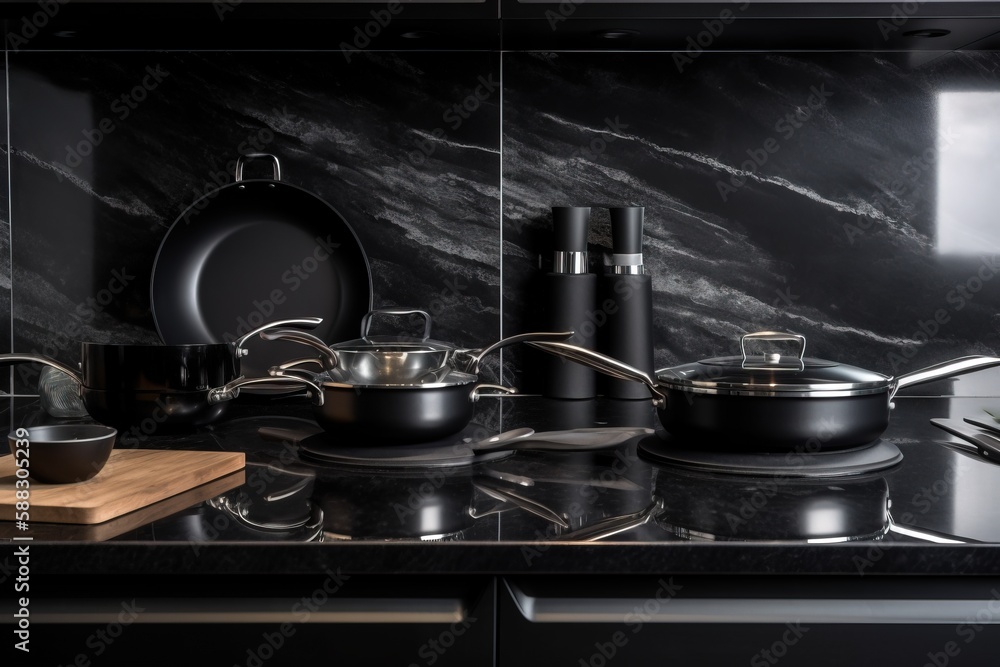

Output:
xmin=656 ymin=332 xmax=892 ymax=397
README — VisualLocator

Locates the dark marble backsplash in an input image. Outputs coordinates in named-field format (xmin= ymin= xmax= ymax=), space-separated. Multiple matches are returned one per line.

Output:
xmin=3 ymin=50 xmax=1000 ymax=402
xmin=502 ymin=51 xmax=1000 ymax=394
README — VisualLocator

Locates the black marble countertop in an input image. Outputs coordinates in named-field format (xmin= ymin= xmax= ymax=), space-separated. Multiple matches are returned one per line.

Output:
xmin=6 ymin=393 xmax=1000 ymax=576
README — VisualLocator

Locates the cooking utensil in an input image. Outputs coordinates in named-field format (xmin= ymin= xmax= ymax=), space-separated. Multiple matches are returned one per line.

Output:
xmin=269 ymin=358 xmax=515 ymax=442
xmin=0 ymin=318 xmax=324 ymax=430
xmin=7 ymin=425 xmax=117 ymax=484
xmin=262 ymin=307 xmax=574 ymax=383
xmin=151 ymin=153 xmax=373 ymax=382
xmin=962 ymin=415 xmax=1000 ymax=438
xmin=529 ymin=332 xmax=1000 ymax=452
xmin=929 ymin=418 xmax=1000 ymax=461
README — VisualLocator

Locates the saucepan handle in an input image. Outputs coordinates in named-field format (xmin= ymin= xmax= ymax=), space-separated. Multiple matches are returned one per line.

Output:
xmin=456 ymin=331 xmax=575 ymax=375
xmin=0 ymin=353 xmax=83 ymax=386
xmin=235 ymin=153 xmax=281 ymax=182
xmin=470 ymin=384 xmax=517 ymax=402
xmin=259 ymin=329 xmax=338 ymax=371
xmin=208 ymin=376 xmax=324 ymax=406
xmin=234 ymin=317 xmax=324 ymax=354
xmin=890 ymin=356 xmax=1000 ymax=400
xmin=526 ymin=341 xmax=667 ymax=406
xmin=361 ymin=308 xmax=433 ymax=342
xmin=740 ymin=331 xmax=807 ymax=363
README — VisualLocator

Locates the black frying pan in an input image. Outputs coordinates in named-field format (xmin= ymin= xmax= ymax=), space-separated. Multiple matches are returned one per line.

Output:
xmin=151 ymin=153 xmax=373 ymax=381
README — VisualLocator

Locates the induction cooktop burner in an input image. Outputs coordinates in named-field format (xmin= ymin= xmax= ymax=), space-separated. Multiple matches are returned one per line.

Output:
xmin=637 ymin=433 xmax=903 ymax=477
xmin=295 ymin=429 xmax=515 ymax=470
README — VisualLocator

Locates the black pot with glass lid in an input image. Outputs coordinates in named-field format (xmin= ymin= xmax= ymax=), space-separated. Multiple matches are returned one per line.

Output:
xmin=529 ymin=331 xmax=1000 ymax=452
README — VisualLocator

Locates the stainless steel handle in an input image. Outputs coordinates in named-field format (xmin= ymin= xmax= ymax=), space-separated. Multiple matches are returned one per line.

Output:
xmin=469 ymin=383 xmax=517 ymax=402
xmin=360 ymin=308 xmax=433 ymax=341
xmin=504 ymin=580 xmax=1000 ymax=624
xmin=740 ymin=331 xmax=807 ymax=363
xmin=234 ymin=317 xmax=323 ymax=355
xmin=526 ymin=341 xmax=667 ymax=407
xmin=891 ymin=356 xmax=1000 ymax=399
xmin=456 ymin=331 xmax=574 ymax=374
xmin=0 ymin=353 xmax=83 ymax=386
xmin=28 ymin=598 xmax=466 ymax=624
xmin=208 ymin=376 xmax=324 ymax=406
xmin=260 ymin=329 xmax=338 ymax=371
xmin=472 ymin=480 xmax=570 ymax=528
xmin=235 ymin=153 xmax=281 ymax=182
xmin=552 ymin=499 xmax=663 ymax=542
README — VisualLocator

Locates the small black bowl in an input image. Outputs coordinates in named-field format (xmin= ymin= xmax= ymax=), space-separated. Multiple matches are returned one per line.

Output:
xmin=7 ymin=425 xmax=117 ymax=484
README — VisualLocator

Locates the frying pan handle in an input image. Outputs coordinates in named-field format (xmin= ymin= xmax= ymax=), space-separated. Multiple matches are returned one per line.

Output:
xmin=259 ymin=329 xmax=338 ymax=370
xmin=740 ymin=332 xmax=807 ymax=364
xmin=208 ymin=376 xmax=325 ymax=406
xmin=235 ymin=153 xmax=281 ymax=182
xmin=0 ymin=353 xmax=83 ymax=386
xmin=891 ymin=355 xmax=1000 ymax=400
xmin=470 ymin=384 xmax=518 ymax=402
xmin=234 ymin=317 xmax=324 ymax=355
xmin=456 ymin=331 xmax=575 ymax=375
xmin=361 ymin=308 xmax=433 ymax=341
xmin=526 ymin=341 xmax=668 ymax=406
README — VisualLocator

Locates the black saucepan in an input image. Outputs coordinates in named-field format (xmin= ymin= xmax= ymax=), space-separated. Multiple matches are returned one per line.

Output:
xmin=271 ymin=363 xmax=515 ymax=444
xmin=529 ymin=331 xmax=1000 ymax=452
xmin=0 ymin=317 xmax=324 ymax=432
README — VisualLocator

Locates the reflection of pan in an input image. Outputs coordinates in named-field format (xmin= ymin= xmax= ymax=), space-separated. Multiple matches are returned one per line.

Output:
xmin=151 ymin=153 xmax=372 ymax=381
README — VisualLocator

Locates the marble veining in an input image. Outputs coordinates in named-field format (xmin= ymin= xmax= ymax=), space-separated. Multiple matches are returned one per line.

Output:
xmin=7 ymin=52 xmax=501 ymax=394
xmin=502 ymin=51 xmax=1000 ymax=393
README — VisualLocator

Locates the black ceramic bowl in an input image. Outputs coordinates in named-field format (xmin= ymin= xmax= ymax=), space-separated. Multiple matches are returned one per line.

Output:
xmin=7 ymin=425 xmax=117 ymax=484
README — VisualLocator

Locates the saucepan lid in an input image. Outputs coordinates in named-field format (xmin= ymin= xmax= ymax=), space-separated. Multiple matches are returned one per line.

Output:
xmin=656 ymin=332 xmax=892 ymax=396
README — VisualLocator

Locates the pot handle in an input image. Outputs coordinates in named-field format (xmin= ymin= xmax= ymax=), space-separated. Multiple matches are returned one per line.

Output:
xmin=526 ymin=341 xmax=668 ymax=406
xmin=740 ymin=332 xmax=806 ymax=365
xmin=456 ymin=331 xmax=575 ymax=374
xmin=208 ymin=376 xmax=324 ymax=406
xmin=259 ymin=329 xmax=338 ymax=371
xmin=0 ymin=353 xmax=83 ymax=386
xmin=233 ymin=317 xmax=324 ymax=356
xmin=470 ymin=384 xmax=518 ymax=402
xmin=361 ymin=308 xmax=433 ymax=342
xmin=890 ymin=355 xmax=1000 ymax=400
xmin=235 ymin=153 xmax=281 ymax=182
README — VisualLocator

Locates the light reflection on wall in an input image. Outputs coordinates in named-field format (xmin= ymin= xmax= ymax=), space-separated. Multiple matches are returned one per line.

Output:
xmin=936 ymin=91 xmax=1000 ymax=256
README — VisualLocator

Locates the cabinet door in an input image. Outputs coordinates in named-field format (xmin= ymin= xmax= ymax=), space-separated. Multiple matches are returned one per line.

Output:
xmin=2 ymin=574 xmax=496 ymax=667
xmin=499 ymin=575 xmax=1000 ymax=667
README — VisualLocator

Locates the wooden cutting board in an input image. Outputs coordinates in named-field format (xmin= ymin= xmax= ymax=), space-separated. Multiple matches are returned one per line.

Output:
xmin=0 ymin=449 xmax=246 ymax=525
